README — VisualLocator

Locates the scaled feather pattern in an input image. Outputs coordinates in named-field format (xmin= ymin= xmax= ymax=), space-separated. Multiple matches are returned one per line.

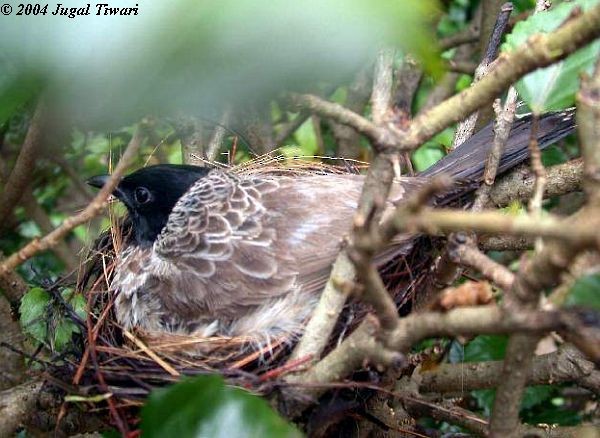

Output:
xmin=88 ymin=109 xmax=576 ymax=351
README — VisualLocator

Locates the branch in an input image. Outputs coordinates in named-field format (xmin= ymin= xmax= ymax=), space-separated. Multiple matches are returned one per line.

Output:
xmin=488 ymin=159 xmax=583 ymax=207
xmin=175 ymin=116 xmax=206 ymax=166
xmin=392 ymin=56 xmax=422 ymax=118
xmin=405 ymin=3 xmax=600 ymax=149
xmin=402 ymin=395 xmax=593 ymax=438
xmin=489 ymin=221 xmax=594 ymax=435
xmin=480 ymin=235 xmax=533 ymax=251
xmin=205 ymin=109 xmax=232 ymax=162
xmin=0 ymin=296 xmax=25 ymax=389
xmin=291 ymin=4 xmax=600 ymax=156
xmin=370 ymin=48 xmax=395 ymax=126
xmin=526 ymin=115 xmax=547 ymax=254
xmin=289 ymin=54 xmax=396 ymax=363
xmin=330 ymin=67 xmax=372 ymax=159
xmin=288 ymin=252 xmax=353 ymax=362
xmin=0 ymin=251 xmax=29 ymax=307
xmin=394 ymin=208 xmax=596 ymax=245
xmin=0 ymin=98 xmax=47 ymax=223
xmin=452 ymin=2 xmax=513 ymax=148
xmin=491 ymin=34 xmax=600 ymax=438
xmin=419 ymin=345 xmax=600 ymax=395
xmin=450 ymin=239 xmax=515 ymax=290
xmin=401 ymin=396 xmax=488 ymax=436
xmin=420 ymin=45 xmax=476 ymax=112
xmin=0 ymin=378 xmax=44 ymax=437
xmin=578 ymin=56 xmax=600 ymax=205
xmin=439 ymin=26 xmax=479 ymax=51
xmin=0 ymin=126 xmax=144 ymax=277
xmin=285 ymin=306 xmax=577 ymax=411
xmin=288 ymin=93 xmax=389 ymax=147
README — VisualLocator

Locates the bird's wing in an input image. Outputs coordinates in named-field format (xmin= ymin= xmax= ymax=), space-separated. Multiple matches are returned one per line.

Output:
xmin=154 ymin=169 xmax=299 ymax=319
xmin=154 ymin=170 xmax=424 ymax=320
xmin=256 ymin=173 xmax=422 ymax=295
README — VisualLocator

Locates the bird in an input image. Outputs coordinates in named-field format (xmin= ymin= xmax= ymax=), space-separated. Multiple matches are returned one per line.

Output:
xmin=87 ymin=110 xmax=576 ymax=349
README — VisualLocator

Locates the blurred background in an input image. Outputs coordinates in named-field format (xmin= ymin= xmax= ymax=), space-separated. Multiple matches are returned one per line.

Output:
xmin=2 ymin=1 xmax=599 ymax=433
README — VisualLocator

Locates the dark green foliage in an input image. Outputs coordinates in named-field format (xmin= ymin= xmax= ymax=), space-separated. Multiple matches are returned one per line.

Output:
xmin=503 ymin=0 xmax=600 ymax=112
xmin=141 ymin=375 xmax=301 ymax=438
xmin=566 ymin=273 xmax=600 ymax=311
xmin=19 ymin=286 xmax=86 ymax=351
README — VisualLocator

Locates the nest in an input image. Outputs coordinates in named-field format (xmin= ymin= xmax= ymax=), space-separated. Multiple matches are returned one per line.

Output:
xmin=48 ymin=156 xmax=434 ymax=427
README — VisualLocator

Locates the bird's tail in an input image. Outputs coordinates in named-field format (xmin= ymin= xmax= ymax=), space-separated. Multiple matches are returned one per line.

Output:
xmin=420 ymin=108 xmax=576 ymax=182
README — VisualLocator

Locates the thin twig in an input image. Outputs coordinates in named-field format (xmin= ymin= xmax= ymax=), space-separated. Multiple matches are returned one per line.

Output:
xmin=0 ymin=126 xmax=145 ymax=277
xmin=439 ymin=27 xmax=480 ymax=51
xmin=205 ymin=109 xmax=232 ymax=162
xmin=452 ymin=2 xmax=513 ymax=149
xmin=405 ymin=4 xmax=600 ymax=149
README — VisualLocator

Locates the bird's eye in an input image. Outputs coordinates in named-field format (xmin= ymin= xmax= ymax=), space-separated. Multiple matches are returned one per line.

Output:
xmin=134 ymin=187 xmax=151 ymax=205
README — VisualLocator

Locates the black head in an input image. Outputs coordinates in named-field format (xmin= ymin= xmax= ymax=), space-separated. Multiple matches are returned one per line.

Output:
xmin=87 ymin=164 xmax=210 ymax=246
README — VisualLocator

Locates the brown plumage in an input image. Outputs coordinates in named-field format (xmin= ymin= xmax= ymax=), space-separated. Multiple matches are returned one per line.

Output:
xmin=87 ymin=109 xmax=576 ymax=349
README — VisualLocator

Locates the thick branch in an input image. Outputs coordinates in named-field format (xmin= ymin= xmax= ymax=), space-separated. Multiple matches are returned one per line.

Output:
xmin=396 ymin=208 xmax=596 ymax=245
xmin=0 ymin=379 xmax=43 ymax=437
xmin=0 ymin=99 xmax=47 ymax=223
xmin=419 ymin=345 xmax=599 ymax=394
xmin=0 ymin=252 xmax=29 ymax=307
xmin=489 ymin=159 xmax=583 ymax=207
xmin=285 ymin=306 xmax=575 ymax=410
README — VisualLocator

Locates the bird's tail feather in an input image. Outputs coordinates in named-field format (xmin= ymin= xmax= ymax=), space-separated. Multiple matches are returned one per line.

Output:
xmin=420 ymin=108 xmax=576 ymax=182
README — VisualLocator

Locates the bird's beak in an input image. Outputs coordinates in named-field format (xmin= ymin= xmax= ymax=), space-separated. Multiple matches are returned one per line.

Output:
xmin=86 ymin=175 xmax=110 ymax=189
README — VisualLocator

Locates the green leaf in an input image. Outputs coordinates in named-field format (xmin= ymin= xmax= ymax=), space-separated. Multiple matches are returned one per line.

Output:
xmin=464 ymin=335 xmax=508 ymax=362
xmin=503 ymin=0 xmax=600 ymax=112
xmin=472 ymin=389 xmax=496 ymax=416
xmin=292 ymin=119 xmax=318 ymax=156
xmin=472 ymin=385 xmax=555 ymax=417
xmin=521 ymin=385 xmax=555 ymax=410
xmin=141 ymin=375 xmax=301 ymax=438
xmin=566 ymin=273 xmax=600 ymax=311
xmin=19 ymin=287 xmax=50 ymax=343
xmin=412 ymin=128 xmax=454 ymax=172
xmin=541 ymin=145 xmax=568 ymax=167
xmin=53 ymin=321 xmax=78 ymax=351
xmin=0 ymin=71 xmax=42 ymax=125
